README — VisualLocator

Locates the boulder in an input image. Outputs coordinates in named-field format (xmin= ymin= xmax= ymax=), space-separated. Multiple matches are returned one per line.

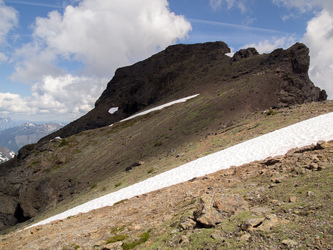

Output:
xmin=194 ymin=193 xmax=248 ymax=227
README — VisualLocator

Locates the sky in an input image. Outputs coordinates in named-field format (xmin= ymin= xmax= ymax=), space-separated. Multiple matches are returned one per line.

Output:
xmin=0 ymin=0 xmax=332 ymax=123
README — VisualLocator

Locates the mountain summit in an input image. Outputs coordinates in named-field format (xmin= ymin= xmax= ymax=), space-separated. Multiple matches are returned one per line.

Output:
xmin=0 ymin=41 xmax=327 ymax=232
xmin=41 ymin=41 xmax=326 ymax=141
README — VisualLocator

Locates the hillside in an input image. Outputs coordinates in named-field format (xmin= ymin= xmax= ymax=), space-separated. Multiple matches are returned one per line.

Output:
xmin=1 ymin=105 xmax=333 ymax=249
xmin=0 ymin=41 xmax=327 ymax=233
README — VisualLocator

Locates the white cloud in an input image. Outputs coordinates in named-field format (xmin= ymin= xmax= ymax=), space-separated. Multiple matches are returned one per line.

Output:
xmin=5 ymin=0 xmax=191 ymax=122
xmin=272 ymin=0 xmax=319 ymax=13
xmin=302 ymin=10 xmax=333 ymax=99
xmin=209 ymin=0 xmax=248 ymax=13
xmin=12 ymin=0 xmax=191 ymax=81
xmin=209 ymin=0 xmax=223 ymax=10
xmin=242 ymin=36 xmax=296 ymax=53
xmin=0 ymin=74 xmax=108 ymax=121
xmin=0 ymin=0 xmax=18 ymax=45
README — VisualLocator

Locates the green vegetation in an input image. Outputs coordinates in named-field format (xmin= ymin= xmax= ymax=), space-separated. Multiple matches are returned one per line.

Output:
xmin=265 ymin=109 xmax=277 ymax=116
xmin=59 ymin=138 xmax=68 ymax=147
xmin=106 ymin=234 xmax=128 ymax=244
xmin=122 ymin=230 xmax=151 ymax=250
xmin=115 ymin=182 xmax=122 ymax=188
xmin=147 ymin=168 xmax=155 ymax=174
xmin=110 ymin=225 xmax=126 ymax=234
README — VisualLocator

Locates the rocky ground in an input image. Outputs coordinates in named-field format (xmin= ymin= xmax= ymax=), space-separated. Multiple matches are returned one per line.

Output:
xmin=1 ymin=139 xmax=332 ymax=249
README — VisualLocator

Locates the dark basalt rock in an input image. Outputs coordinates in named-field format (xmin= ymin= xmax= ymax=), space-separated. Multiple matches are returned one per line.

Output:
xmin=231 ymin=47 xmax=259 ymax=61
xmin=40 ymin=41 xmax=325 ymax=142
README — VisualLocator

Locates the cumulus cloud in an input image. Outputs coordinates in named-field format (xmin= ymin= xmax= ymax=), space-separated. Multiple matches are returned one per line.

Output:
xmin=0 ymin=74 xmax=108 ymax=121
xmin=4 ymin=0 xmax=191 ymax=122
xmin=0 ymin=0 xmax=18 ymax=45
xmin=12 ymin=0 xmax=191 ymax=81
xmin=302 ymin=10 xmax=333 ymax=99
xmin=242 ymin=36 xmax=296 ymax=53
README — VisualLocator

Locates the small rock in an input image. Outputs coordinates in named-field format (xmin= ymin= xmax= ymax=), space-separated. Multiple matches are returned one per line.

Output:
xmin=289 ymin=196 xmax=297 ymax=203
xmin=180 ymin=218 xmax=196 ymax=230
xmin=180 ymin=235 xmax=190 ymax=244
xmin=258 ymin=214 xmax=280 ymax=231
xmin=308 ymin=163 xmax=319 ymax=170
xmin=241 ymin=217 xmax=265 ymax=231
xmin=103 ymin=241 xmax=123 ymax=250
xmin=282 ymin=239 xmax=298 ymax=247
xmin=239 ymin=233 xmax=251 ymax=242
xmin=211 ymin=231 xmax=226 ymax=241
xmin=316 ymin=140 xmax=328 ymax=149
xmin=307 ymin=191 xmax=314 ymax=196
xmin=271 ymin=177 xmax=282 ymax=183
xmin=251 ymin=207 xmax=271 ymax=215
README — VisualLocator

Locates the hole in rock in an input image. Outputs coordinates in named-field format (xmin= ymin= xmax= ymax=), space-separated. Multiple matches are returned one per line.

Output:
xmin=14 ymin=203 xmax=31 ymax=223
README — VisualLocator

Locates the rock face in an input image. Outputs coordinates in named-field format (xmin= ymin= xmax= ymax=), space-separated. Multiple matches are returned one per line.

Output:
xmin=41 ymin=42 xmax=326 ymax=142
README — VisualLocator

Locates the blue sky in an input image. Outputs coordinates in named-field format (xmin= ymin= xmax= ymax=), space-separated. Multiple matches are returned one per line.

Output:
xmin=0 ymin=0 xmax=332 ymax=122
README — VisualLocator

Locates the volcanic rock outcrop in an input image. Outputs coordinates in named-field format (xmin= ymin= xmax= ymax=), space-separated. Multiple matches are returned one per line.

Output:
xmin=41 ymin=41 xmax=326 ymax=141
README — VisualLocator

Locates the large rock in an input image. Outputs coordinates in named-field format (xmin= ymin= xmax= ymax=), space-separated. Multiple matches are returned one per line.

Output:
xmin=193 ymin=194 xmax=248 ymax=227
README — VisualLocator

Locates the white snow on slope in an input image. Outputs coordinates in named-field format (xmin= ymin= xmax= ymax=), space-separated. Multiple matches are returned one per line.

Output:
xmin=120 ymin=94 xmax=200 ymax=122
xmin=27 ymin=112 xmax=333 ymax=229
xmin=108 ymin=107 xmax=119 ymax=114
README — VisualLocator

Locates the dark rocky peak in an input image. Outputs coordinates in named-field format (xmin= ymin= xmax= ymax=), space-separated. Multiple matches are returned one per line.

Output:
xmin=231 ymin=47 xmax=259 ymax=62
xmin=41 ymin=41 xmax=326 ymax=142
xmin=265 ymin=43 xmax=311 ymax=74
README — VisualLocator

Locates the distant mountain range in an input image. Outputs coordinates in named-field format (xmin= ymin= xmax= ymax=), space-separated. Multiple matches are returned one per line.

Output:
xmin=0 ymin=117 xmax=17 ymax=131
xmin=0 ymin=122 xmax=64 ymax=154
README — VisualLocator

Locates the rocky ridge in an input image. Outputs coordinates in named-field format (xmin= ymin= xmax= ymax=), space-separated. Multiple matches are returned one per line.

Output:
xmin=41 ymin=41 xmax=326 ymax=141
xmin=1 ymin=140 xmax=332 ymax=249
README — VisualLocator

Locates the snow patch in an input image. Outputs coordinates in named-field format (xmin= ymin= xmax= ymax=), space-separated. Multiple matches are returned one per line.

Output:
xmin=120 ymin=94 xmax=199 ymax=122
xmin=108 ymin=107 xmax=119 ymax=115
xmin=26 ymin=112 xmax=333 ymax=229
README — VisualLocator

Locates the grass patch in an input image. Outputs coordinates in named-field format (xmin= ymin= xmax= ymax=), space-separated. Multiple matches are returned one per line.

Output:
xmin=110 ymin=225 xmax=126 ymax=234
xmin=106 ymin=234 xmax=128 ymax=244
xmin=122 ymin=230 xmax=151 ymax=250
xmin=59 ymin=138 xmax=69 ymax=147
xmin=147 ymin=168 xmax=155 ymax=174
xmin=115 ymin=182 xmax=122 ymax=188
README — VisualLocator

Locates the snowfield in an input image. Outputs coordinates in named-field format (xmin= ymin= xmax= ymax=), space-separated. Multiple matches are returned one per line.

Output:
xmin=26 ymin=108 xmax=333 ymax=229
